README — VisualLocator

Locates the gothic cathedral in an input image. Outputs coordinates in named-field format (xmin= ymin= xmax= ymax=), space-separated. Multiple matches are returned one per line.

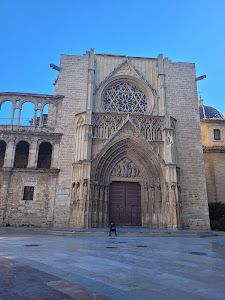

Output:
xmin=0 ymin=49 xmax=210 ymax=229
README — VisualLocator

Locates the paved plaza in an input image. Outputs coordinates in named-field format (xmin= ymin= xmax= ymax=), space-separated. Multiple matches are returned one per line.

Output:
xmin=0 ymin=228 xmax=225 ymax=299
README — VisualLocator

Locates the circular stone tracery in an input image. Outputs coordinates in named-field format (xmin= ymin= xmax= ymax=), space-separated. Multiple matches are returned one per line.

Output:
xmin=103 ymin=82 xmax=147 ymax=114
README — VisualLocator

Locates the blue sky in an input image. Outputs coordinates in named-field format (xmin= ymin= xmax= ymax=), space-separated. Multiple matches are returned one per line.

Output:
xmin=0 ymin=0 xmax=225 ymax=115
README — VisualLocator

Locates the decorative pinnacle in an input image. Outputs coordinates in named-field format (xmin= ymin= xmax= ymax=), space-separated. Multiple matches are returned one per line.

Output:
xmin=199 ymin=96 xmax=204 ymax=106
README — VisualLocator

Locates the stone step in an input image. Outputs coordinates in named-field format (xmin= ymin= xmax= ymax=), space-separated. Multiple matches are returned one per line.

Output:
xmin=46 ymin=230 xmax=217 ymax=238
xmin=0 ymin=226 xmax=220 ymax=238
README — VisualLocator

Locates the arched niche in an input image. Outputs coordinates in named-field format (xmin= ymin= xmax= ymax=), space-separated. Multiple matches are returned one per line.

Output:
xmin=37 ymin=142 xmax=52 ymax=169
xmin=0 ymin=140 xmax=6 ymax=167
xmin=14 ymin=141 xmax=30 ymax=168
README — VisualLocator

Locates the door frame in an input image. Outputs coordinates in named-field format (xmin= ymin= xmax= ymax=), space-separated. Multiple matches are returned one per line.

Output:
xmin=109 ymin=180 xmax=142 ymax=226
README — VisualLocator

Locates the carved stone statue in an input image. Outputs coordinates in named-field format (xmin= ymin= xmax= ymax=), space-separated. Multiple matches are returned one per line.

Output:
xmin=76 ymin=182 xmax=80 ymax=201
xmin=94 ymin=184 xmax=98 ymax=206
xmin=83 ymin=181 xmax=88 ymax=202
xmin=151 ymin=185 xmax=155 ymax=213
xmin=99 ymin=185 xmax=104 ymax=212
xmin=71 ymin=182 xmax=76 ymax=201
xmin=157 ymin=184 xmax=162 ymax=209
xmin=110 ymin=157 xmax=141 ymax=178
xmin=165 ymin=182 xmax=169 ymax=203
xmin=128 ymin=164 xmax=132 ymax=177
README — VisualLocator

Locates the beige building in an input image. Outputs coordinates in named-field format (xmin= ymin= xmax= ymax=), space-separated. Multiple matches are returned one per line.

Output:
xmin=0 ymin=49 xmax=210 ymax=229
xmin=199 ymin=97 xmax=225 ymax=204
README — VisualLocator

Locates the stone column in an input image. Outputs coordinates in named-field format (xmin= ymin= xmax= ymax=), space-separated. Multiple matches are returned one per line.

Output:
xmin=151 ymin=184 xmax=156 ymax=227
xmin=39 ymin=109 xmax=43 ymax=127
xmin=51 ymin=142 xmax=60 ymax=169
xmin=10 ymin=107 xmax=15 ymax=125
xmin=27 ymin=140 xmax=38 ymax=168
xmin=98 ymin=184 xmax=104 ymax=227
xmin=157 ymin=184 xmax=162 ymax=227
xmin=86 ymin=48 xmax=95 ymax=124
xmin=157 ymin=54 xmax=166 ymax=116
xmin=4 ymin=138 xmax=15 ymax=168
xmin=144 ymin=185 xmax=150 ymax=226
xmin=165 ymin=182 xmax=170 ymax=227
xmin=93 ymin=183 xmax=99 ymax=227
xmin=103 ymin=184 xmax=109 ymax=226
xmin=16 ymin=108 xmax=21 ymax=126
xmin=33 ymin=110 xmax=36 ymax=126
xmin=171 ymin=183 xmax=178 ymax=229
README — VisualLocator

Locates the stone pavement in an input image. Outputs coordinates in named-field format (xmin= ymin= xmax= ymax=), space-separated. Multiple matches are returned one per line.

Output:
xmin=0 ymin=228 xmax=225 ymax=299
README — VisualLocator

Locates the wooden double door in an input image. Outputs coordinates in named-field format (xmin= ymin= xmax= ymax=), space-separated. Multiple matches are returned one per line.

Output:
xmin=109 ymin=181 xmax=141 ymax=226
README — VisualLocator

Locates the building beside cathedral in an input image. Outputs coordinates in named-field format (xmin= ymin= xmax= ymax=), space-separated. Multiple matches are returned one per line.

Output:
xmin=199 ymin=97 xmax=225 ymax=205
xmin=0 ymin=49 xmax=211 ymax=229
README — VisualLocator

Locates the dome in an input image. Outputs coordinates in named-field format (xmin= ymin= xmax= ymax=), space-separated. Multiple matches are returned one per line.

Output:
xmin=199 ymin=97 xmax=224 ymax=120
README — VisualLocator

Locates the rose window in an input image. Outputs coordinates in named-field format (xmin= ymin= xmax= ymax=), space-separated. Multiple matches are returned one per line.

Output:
xmin=103 ymin=82 xmax=147 ymax=114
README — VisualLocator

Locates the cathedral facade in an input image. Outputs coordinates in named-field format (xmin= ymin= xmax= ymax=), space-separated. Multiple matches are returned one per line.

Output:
xmin=0 ymin=49 xmax=210 ymax=229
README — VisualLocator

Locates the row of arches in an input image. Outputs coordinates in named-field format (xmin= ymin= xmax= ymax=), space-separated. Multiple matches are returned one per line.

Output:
xmin=0 ymin=100 xmax=49 ymax=126
xmin=0 ymin=140 xmax=52 ymax=169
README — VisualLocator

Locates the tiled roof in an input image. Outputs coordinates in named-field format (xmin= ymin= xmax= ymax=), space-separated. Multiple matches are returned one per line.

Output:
xmin=199 ymin=105 xmax=224 ymax=120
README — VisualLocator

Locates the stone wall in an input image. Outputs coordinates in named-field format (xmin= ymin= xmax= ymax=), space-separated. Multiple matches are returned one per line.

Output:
xmin=54 ymin=54 xmax=89 ymax=226
xmin=164 ymin=59 xmax=210 ymax=229
xmin=0 ymin=169 xmax=59 ymax=226
xmin=0 ymin=93 xmax=62 ymax=226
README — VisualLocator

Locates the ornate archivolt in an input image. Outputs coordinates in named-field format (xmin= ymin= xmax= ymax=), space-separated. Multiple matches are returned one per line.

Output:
xmin=90 ymin=135 xmax=165 ymax=228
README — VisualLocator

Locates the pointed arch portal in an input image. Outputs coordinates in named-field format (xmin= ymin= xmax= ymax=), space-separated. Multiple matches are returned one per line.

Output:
xmin=91 ymin=135 xmax=166 ymax=228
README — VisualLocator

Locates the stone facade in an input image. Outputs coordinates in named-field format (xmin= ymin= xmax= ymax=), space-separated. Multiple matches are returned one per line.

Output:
xmin=0 ymin=49 xmax=210 ymax=229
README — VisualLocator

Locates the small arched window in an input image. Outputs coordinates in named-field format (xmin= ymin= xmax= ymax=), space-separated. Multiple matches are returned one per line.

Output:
xmin=0 ymin=140 xmax=6 ymax=167
xmin=14 ymin=141 xmax=29 ymax=168
xmin=37 ymin=142 xmax=52 ymax=169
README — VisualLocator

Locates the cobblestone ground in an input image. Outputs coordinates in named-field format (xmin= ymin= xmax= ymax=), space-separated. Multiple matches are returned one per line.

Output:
xmin=0 ymin=229 xmax=225 ymax=299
